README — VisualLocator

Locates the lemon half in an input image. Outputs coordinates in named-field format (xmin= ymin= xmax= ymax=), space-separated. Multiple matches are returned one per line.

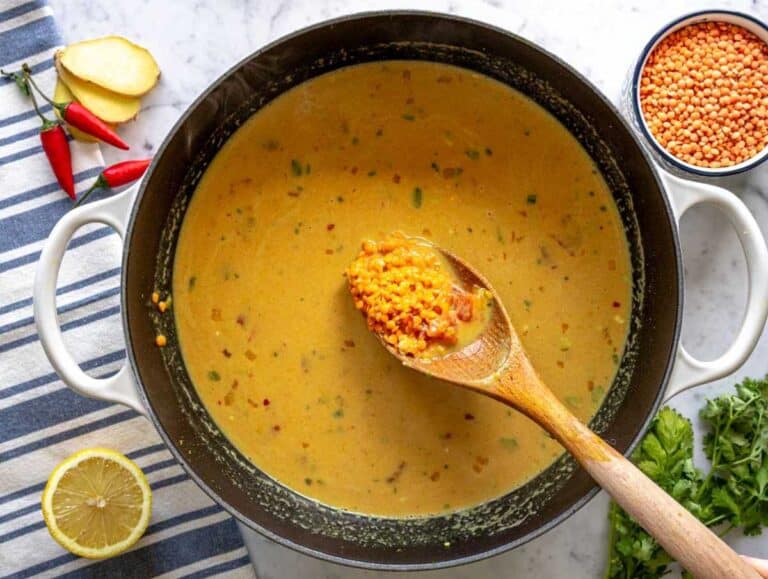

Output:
xmin=42 ymin=448 xmax=152 ymax=559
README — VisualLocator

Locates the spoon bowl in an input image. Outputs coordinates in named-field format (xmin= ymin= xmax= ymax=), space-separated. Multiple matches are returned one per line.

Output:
xmin=380 ymin=248 xmax=513 ymax=384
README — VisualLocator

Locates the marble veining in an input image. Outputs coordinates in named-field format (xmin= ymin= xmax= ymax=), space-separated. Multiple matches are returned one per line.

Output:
xmin=48 ymin=0 xmax=768 ymax=576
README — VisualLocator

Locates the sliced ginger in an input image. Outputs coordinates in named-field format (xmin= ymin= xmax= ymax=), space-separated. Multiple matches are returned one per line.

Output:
xmin=56 ymin=55 xmax=140 ymax=124
xmin=53 ymin=79 xmax=117 ymax=142
xmin=59 ymin=36 xmax=159 ymax=97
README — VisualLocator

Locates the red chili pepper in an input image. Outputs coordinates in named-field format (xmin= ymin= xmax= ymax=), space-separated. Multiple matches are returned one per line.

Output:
xmin=15 ymin=65 xmax=129 ymax=151
xmin=101 ymin=159 xmax=152 ymax=187
xmin=3 ymin=66 xmax=76 ymax=200
xmin=75 ymin=159 xmax=151 ymax=206
xmin=56 ymin=101 xmax=129 ymax=150
xmin=40 ymin=121 xmax=75 ymax=200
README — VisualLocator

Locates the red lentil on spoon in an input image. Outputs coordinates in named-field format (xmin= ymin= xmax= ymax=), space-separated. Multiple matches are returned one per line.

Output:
xmin=639 ymin=21 xmax=768 ymax=169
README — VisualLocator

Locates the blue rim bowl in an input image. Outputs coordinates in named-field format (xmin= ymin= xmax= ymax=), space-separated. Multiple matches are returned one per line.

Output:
xmin=631 ymin=10 xmax=768 ymax=177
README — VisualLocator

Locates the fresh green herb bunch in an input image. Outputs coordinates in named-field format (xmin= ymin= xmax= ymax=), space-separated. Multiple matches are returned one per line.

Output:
xmin=699 ymin=377 xmax=768 ymax=535
xmin=605 ymin=376 xmax=768 ymax=578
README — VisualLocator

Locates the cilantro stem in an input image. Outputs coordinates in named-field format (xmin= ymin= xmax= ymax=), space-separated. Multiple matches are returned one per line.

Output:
xmin=717 ymin=523 xmax=735 ymax=538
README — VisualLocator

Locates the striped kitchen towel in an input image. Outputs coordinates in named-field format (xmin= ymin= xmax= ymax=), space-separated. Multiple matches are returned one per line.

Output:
xmin=0 ymin=1 xmax=254 ymax=577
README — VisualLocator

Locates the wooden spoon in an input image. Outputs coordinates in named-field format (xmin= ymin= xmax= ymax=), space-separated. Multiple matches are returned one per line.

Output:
xmin=371 ymin=245 xmax=760 ymax=579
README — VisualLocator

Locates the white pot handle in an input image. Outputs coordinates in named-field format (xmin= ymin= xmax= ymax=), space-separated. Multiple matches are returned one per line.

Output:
xmin=33 ymin=185 xmax=146 ymax=416
xmin=661 ymin=171 xmax=768 ymax=400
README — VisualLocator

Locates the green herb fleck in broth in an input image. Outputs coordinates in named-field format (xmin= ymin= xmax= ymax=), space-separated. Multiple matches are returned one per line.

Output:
xmin=412 ymin=187 xmax=423 ymax=208
xmin=499 ymin=437 xmax=519 ymax=450
xmin=465 ymin=149 xmax=480 ymax=160
xmin=565 ymin=395 xmax=581 ymax=408
xmin=332 ymin=408 xmax=345 ymax=419
xmin=208 ymin=370 xmax=221 ymax=382
xmin=496 ymin=226 xmax=505 ymax=244
xmin=430 ymin=161 xmax=440 ymax=173
xmin=401 ymin=113 xmax=415 ymax=121
xmin=527 ymin=194 xmax=538 ymax=205
xmin=523 ymin=299 xmax=533 ymax=311
xmin=188 ymin=276 xmax=196 ymax=291
xmin=291 ymin=159 xmax=303 ymax=177
xmin=591 ymin=385 xmax=605 ymax=403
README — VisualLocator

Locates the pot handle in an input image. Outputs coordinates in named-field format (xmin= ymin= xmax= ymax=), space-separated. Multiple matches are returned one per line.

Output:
xmin=660 ymin=171 xmax=768 ymax=400
xmin=33 ymin=185 xmax=146 ymax=416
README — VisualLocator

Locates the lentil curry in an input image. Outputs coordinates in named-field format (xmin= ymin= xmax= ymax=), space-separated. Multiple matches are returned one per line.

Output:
xmin=173 ymin=61 xmax=632 ymax=517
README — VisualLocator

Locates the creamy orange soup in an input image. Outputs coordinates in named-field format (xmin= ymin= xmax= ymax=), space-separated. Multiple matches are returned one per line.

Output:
xmin=173 ymin=61 xmax=631 ymax=517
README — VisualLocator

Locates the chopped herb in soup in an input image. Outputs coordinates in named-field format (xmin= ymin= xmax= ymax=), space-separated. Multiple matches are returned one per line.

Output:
xmin=173 ymin=61 xmax=631 ymax=517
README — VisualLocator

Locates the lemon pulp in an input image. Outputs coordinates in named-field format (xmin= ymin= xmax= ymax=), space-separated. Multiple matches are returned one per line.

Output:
xmin=42 ymin=448 xmax=152 ymax=559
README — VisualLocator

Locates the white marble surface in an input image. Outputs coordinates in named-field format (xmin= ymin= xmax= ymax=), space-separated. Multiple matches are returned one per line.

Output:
xmin=47 ymin=0 xmax=768 ymax=577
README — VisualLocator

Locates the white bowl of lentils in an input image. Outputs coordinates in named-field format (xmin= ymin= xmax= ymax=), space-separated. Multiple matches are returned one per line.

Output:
xmin=630 ymin=10 xmax=768 ymax=177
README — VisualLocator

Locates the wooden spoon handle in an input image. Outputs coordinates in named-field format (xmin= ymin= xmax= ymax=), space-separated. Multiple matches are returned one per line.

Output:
xmin=492 ymin=364 xmax=760 ymax=579
xmin=581 ymin=436 xmax=757 ymax=579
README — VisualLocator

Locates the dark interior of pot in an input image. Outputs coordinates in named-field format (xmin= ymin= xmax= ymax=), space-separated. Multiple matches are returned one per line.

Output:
xmin=122 ymin=12 xmax=681 ymax=570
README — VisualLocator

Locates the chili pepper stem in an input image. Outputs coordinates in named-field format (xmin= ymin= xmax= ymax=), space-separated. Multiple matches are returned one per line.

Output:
xmin=74 ymin=175 xmax=107 ymax=208
xmin=22 ymin=66 xmax=57 ymax=107
xmin=2 ymin=66 xmax=55 ymax=123
xmin=26 ymin=79 xmax=55 ymax=125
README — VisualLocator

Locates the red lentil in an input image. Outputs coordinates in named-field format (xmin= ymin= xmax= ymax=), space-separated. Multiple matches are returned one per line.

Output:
xmin=347 ymin=233 xmax=471 ymax=356
xmin=639 ymin=21 xmax=768 ymax=168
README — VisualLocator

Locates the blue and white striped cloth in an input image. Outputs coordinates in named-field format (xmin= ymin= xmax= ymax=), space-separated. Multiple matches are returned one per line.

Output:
xmin=0 ymin=1 xmax=255 ymax=576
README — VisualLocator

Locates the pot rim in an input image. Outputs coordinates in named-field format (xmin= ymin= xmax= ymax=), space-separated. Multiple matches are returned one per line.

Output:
xmin=120 ymin=9 xmax=682 ymax=571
